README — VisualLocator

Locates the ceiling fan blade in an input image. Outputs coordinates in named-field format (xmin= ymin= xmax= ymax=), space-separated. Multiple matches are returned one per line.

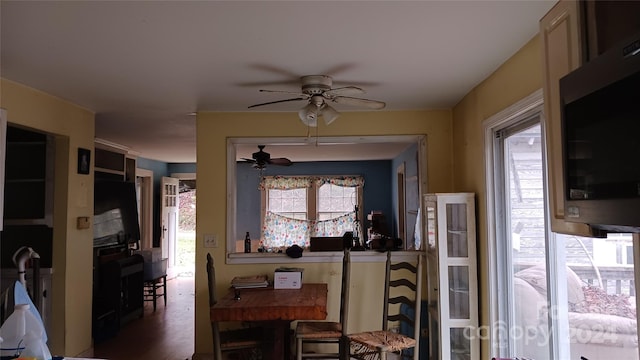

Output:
xmin=248 ymin=64 xmax=301 ymax=79
xmin=324 ymin=86 xmax=365 ymax=97
xmin=268 ymin=158 xmax=293 ymax=166
xmin=241 ymin=158 xmax=257 ymax=163
xmin=332 ymin=96 xmax=386 ymax=110
xmin=248 ymin=97 xmax=307 ymax=108
xmin=259 ymin=89 xmax=307 ymax=96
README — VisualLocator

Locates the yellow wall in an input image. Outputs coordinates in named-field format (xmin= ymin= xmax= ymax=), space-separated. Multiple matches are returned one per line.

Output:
xmin=1 ymin=79 xmax=95 ymax=356
xmin=451 ymin=35 xmax=543 ymax=358
xmin=194 ymin=110 xmax=452 ymax=354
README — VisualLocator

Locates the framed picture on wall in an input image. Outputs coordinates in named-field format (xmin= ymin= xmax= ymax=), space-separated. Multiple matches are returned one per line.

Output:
xmin=77 ymin=147 xmax=91 ymax=175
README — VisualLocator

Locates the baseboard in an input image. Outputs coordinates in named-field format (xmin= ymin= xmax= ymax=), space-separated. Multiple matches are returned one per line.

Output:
xmin=191 ymin=353 xmax=213 ymax=360
xmin=75 ymin=346 xmax=94 ymax=358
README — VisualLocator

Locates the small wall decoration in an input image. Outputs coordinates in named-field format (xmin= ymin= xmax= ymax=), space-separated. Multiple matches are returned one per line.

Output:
xmin=77 ymin=147 xmax=91 ymax=175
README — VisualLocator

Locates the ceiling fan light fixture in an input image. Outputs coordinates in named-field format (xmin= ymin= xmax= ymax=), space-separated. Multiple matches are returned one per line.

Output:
xmin=299 ymin=103 xmax=318 ymax=127
xmin=320 ymin=104 xmax=340 ymax=125
xmin=249 ymin=74 xmax=385 ymax=126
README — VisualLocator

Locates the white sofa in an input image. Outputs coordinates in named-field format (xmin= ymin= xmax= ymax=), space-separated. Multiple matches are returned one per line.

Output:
xmin=512 ymin=265 xmax=637 ymax=359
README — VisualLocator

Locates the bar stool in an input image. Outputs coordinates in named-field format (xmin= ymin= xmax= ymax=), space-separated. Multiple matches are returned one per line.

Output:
xmin=143 ymin=274 xmax=167 ymax=311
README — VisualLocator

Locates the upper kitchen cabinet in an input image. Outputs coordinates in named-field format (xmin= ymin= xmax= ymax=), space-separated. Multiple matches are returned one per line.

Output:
xmin=582 ymin=0 xmax=640 ymax=60
xmin=540 ymin=0 xmax=598 ymax=236
xmin=95 ymin=140 xmax=136 ymax=182
xmin=3 ymin=125 xmax=54 ymax=226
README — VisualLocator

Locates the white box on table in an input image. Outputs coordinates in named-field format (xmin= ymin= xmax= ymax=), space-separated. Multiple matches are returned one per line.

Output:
xmin=274 ymin=267 xmax=303 ymax=289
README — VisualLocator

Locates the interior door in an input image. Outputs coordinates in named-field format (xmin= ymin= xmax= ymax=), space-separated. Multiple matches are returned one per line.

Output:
xmin=396 ymin=163 xmax=406 ymax=242
xmin=161 ymin=176 xmax=179 ymax=278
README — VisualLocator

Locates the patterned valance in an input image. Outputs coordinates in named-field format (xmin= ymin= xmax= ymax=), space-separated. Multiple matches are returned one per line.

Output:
xmin=260 ymin=176 xmax=313 ymax=190
xmin=260 ymin=175 xmax=364 ymax=190
xmin=314 ymin=176 xmax=364 ymax=187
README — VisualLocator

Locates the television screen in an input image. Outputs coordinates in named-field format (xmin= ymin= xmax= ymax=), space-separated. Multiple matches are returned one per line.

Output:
xmin=93 ymin=181 xmax=141 ymax=248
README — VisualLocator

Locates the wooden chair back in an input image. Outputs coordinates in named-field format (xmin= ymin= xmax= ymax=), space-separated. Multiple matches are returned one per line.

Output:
xmin=383 ymin=251 xmax=423 ymax=359
xmin=339 ymin=249 xmax=352 ymax=358
xmin=206 ymin=252 xmax=224 ymax=360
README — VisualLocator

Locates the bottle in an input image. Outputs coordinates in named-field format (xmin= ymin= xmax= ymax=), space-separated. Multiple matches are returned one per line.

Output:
xmin=244 ymin=232 xmax=251 ymax=253
xmin=0 ymin=304 xmax=45 ymax=358
xmin=19 ymin=330 xmax=51 ymax=360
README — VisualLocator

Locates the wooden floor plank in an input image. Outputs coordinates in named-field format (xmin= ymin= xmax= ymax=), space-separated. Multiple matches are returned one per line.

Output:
xmin=94 ymin=276 xmax=195 ymax=360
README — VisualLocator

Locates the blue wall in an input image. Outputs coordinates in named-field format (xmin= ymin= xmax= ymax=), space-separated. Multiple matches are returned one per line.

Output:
xmin=236 ymin=160 xmax=392 ymax=242
xmin=137 ymin=157 xmax=169 ymax=188
xmin=136 ymin=159 xmax=197 ymax=246
xmin=168 ymin=163 xmax=196 ymax=174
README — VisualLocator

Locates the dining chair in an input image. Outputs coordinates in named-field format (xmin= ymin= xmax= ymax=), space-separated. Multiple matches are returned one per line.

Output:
xmin=207 ymin=253 xmax=264 ymax=360
xmin=347 ymin=251 xmax=423 ymax=360
xmin=295 ymin=248 xmax=351 ymax=360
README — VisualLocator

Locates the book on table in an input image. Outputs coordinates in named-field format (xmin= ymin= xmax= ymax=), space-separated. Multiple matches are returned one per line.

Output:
xmin=231 ymin=274 xmax=269 ymax=288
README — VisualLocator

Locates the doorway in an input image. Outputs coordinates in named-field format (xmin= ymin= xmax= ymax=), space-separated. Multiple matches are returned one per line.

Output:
xmin=176 ymin=179 xmax=196 ymax=277
xmin=136 ymin=172 xmax=195 ymax=277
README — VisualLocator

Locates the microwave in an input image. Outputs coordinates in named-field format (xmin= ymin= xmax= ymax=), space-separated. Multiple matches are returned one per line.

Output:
xmin=559 ymin=31 xmax=640 ymax=233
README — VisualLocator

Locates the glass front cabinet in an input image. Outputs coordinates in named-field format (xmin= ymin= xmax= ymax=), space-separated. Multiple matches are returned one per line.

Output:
xmin=424 ymin=193 xmax=479 ymax=360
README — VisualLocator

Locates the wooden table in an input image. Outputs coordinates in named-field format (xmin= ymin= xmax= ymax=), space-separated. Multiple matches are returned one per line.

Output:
xmin=210 ymin=283 xmax=328 ymax=359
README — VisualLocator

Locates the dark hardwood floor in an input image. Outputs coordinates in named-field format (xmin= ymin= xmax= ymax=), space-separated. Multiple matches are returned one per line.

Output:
xmin=94 ymin=275 xmax=195 ymax=360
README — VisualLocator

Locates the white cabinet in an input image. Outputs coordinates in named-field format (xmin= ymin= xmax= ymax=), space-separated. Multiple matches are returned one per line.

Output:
xmin=424 ymin=193 xmax=479 ymax=360
xmin=540 ymin=0 xmax=602 ymax=237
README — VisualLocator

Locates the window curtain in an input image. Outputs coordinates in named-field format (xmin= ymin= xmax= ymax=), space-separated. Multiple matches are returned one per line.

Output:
xmin=261 ymin=211 xmax=355 ymax=249
xmin=259 ymin=176 xmax=313 ymax=190
xmin=259 ymin=175 xmax=364 ymax=190
xmin=259 ymin=175 xmax=363 ymax=249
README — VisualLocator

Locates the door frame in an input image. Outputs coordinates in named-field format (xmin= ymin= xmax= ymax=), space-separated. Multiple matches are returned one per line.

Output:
xmin=161 ymin=176 xmax=179 ymax=278
xmin=396 ymin=162 xmax=406 ymax=242
xmin=135 ymin=168 xmax=154 ymax=250
xmin=0 ymin=109 xmax=6 ymax=230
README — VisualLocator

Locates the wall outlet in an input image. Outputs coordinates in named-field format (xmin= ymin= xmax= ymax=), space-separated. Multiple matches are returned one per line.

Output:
xmin=204 ymin=234 xmax=218 ymax=248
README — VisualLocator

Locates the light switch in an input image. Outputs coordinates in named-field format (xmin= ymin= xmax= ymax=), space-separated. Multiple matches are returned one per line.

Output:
xmin=204 ymin=234 xmax=218 ymax=248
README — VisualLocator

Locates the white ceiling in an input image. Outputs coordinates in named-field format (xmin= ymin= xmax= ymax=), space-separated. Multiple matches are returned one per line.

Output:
xmin=0 ymin=1 xmax=555 ymax=163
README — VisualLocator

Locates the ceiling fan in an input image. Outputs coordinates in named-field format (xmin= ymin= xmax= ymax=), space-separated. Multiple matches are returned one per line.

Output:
xmin=241 ymin=145 xmax=293 ymax=170
xmin=248 ymin=75 xmax=386 ymax=127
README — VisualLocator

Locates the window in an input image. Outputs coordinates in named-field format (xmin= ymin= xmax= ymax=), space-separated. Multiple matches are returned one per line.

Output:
xmin=485 ymin=91 xmax=638 ymax=359
xmin=261 ymin=176 xmax=363 ymax=249
xmin=267 ymin=188 xmax=308 ymax=220
xmin=318 ymin=184 xmax=357 ymax=220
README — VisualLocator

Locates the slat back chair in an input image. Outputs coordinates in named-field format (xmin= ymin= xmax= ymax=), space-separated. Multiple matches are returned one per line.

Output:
xmin=347 ymin=251 xmax=423 ymax=360
xmin=206 ymin=253 xmax=263 ymax=360
xmin=295 ymin=248 xmax=351 ymax=359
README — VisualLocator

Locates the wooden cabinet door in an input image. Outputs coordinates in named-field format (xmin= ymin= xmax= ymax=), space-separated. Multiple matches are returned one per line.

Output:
xmin=540 ymin=0 xmax=600 ymax=236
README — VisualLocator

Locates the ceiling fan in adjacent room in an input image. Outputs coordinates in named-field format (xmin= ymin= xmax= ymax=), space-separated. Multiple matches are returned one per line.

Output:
xmin=248 ymin=75 xmax=386 ymax=127
xmin=241 ymin=145 xmax=292 ymax=170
